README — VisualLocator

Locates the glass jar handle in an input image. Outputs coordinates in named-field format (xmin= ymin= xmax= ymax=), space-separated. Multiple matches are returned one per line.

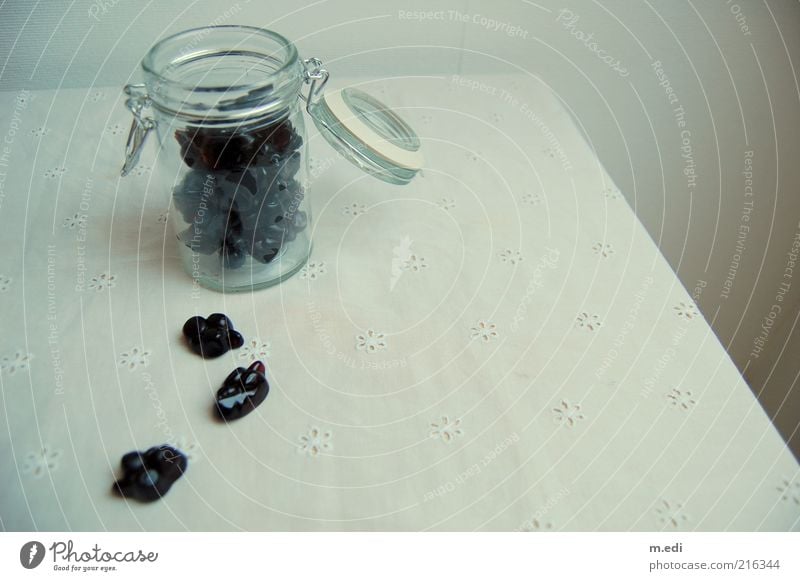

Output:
xmin=120 ymin=84 xmax=156 ymax=177
xmin=300 ymin=57 xmax=329 ymax=114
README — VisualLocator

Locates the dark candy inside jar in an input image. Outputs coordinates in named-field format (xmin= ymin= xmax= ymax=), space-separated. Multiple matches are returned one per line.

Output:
xmin=172 ymin=119 xmax=307 ymax=269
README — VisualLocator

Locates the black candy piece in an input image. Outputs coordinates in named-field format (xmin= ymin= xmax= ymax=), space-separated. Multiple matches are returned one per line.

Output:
xmin=114 ymin=445 xmax=187 ymax=502
xmin=182 ymin=316 xmax=207 ymax=340
xmin=182 ymin=313 xmax=244 ymax=358
xmin=252 ymin=238 xmax=281 ymax=264
xmin=197 ymin=328 xmax=233 ymax=358
xmin=229 ymin=329 xmax=245 ymax=349
xmin=222 ymin=234 xmax=248 ymax=269
xmin=215 ymin=360 xmax=269 ymax=421
xmin=206 ymin=313 xmax=232 ymax=330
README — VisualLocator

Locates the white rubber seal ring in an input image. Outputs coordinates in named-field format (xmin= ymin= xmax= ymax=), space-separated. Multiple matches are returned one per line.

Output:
xmin=322 ymin=90 xmax=424 ymax=171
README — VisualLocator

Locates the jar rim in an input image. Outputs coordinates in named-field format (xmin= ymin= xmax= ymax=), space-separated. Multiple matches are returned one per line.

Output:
xmin=142 ymin=25 xmax=299 ymax=93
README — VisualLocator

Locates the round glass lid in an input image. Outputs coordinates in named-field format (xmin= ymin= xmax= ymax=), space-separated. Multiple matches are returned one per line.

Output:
xmin=309 ymin=87 xmax=423 ymax=186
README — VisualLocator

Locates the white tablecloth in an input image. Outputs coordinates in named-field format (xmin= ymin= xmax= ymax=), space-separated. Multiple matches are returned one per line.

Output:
xmin=0 ymin=75 xmax=798 ymax=531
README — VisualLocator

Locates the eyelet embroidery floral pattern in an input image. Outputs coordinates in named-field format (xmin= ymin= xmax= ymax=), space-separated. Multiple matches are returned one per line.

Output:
xmin=22 ymin=446 xmax=63 ymax=479
xmin=575 ymin=312 xmax=602 ymax=331
xmin=655 ymin=499 xmax=689 ymax=528
xmin=44 ymin=167 xmax=67 ymax=179
xmin=552 ymin=399 xmax=585 ymax=428
xmin=239 ymin=338 xmax=271 ymax=361
xmin=437 ymin=198 xmax=456 ymax=210
xmin=88 ymin=273 xmax=116 ymax=292
xmin=342 ymin=203 xmax=367 ymax=216
xmin=168 ymin=436 xmax=201 ymax=463
xmin=520 ymin=518 xmax=553 ymax=531
xmin=356 ymin=329 xmax=387 ymax=353
xmin=130 ymin=165 xmax=151 ymax=177
xmin=30 ymin=126 xmax=49 ymax=137
xmin=522 ymin=192 xmax=542 ymax=205
xmin=300 ymin=261 xmax=327 ymax=280
xmin=429 ymin=416 xmax=464 ymax=443
xmin=666 ymin=388 xmax=696 ymax=411
xmin=62 ymin=213 xmax=86 ymax=229
xmin=402 ymin=254 xmax=427 ymax=272
xmin=1 ymin=351 xmax=32 ymax=375
xmin=0 ymin=275 xmax=11 ymax=292
xmin=471 ymin=321 xmax=499 ymax=343
xmin=499 ymin=249 xmax=524 ymax=264
xmin=777 ymin=477 xmax=800 ymax=505
xmin=674 ymin=302 xmax=699 ymax=320
xmin=117 ymin=347 xmax=151 ymax=371
xmin=592 ymin=242 xmax=614 ymax=258
xmin=298 ymin=427 xmax=333 ymax=457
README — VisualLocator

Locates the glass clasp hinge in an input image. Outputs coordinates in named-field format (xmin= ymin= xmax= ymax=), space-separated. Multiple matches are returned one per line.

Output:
xmin=300 ymin=57 xmax=329 ymax=114
xmin=121 ymin=84 xmax=156 ymax=177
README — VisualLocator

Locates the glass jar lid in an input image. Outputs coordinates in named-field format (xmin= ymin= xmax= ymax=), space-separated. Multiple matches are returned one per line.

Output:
xmin=309 ymin=87 xmax=423 ymax=186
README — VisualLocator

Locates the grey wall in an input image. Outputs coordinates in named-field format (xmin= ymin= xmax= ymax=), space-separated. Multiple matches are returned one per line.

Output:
xmin=1 ymin=0 xmax=799 ymax=454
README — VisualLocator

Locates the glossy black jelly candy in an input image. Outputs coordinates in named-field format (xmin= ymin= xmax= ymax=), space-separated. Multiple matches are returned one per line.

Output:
xmin=215 ymin=360 xmax=269 ymax=421
xmin=114 ymin=445 xmax=187 ymax=502
xmin=182 ymin=313 xmax=244 ymax=358
xmin=222 ymin=233 xmax=248 ymax=269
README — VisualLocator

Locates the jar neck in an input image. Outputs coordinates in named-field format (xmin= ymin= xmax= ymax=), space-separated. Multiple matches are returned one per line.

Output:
xmin=142 ymin=26 xmax=303 ymax=126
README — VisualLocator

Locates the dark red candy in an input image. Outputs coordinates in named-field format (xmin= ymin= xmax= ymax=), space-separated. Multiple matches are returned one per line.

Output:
xmin=215 ymin=361 xmax=270 ymax=421
xmin=182 ymin=314 xmax=244 ymax=358
xmin=174 ymin=119 xmax=302 ymax=171
xmin=114 ymin=445 xmax=187 ymax=502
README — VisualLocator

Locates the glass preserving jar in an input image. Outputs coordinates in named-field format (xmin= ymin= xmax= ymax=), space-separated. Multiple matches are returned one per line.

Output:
xmin=121 ymin=25 xmax=422 ymax=292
